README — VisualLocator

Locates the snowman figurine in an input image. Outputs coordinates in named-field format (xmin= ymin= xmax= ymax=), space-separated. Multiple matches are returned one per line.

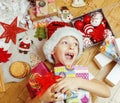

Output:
xmin=72 ymin=0 xmax=86 ymax=7
xmin=18 ymin=35 xmax=33 ymax=54
xmin=60 ymin=6 xmax=73 ymax=23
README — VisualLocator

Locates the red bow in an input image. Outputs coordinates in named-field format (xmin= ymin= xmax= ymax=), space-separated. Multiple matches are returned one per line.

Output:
xmin=29 ymin=72 xmax=61 ymax=98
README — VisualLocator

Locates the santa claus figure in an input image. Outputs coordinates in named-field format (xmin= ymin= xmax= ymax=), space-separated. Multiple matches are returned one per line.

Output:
xmin=18 ymin=36 xmax=33 ymax=54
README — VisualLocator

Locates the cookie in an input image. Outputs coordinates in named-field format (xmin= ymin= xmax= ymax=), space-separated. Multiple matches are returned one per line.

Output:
xmin=9 ymin=61 xmax=31 ymax=79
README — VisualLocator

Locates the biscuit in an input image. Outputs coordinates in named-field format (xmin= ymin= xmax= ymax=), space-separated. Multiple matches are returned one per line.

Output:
xmin=9 ymin=61 xmax=31 ymax=79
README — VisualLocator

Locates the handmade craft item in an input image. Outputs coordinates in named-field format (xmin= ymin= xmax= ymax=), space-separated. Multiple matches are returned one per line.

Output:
xmin=0 ymin=17 xmax=26 ymax=44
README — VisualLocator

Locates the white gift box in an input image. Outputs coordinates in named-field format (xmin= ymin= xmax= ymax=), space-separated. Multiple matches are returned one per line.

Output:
xmin=93 ymin=53 xmax=113 ymax=69
xmin=106 ymin=63 xmax=120 ymax=86
xmin=114 ymin=38 xmax=120 ymax=58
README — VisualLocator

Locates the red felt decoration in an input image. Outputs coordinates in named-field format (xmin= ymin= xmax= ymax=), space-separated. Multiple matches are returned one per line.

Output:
xmin=0 ymin=17 xmax=27 ymax=44
xmin=0 ymin=48 xmax=12 ymax=63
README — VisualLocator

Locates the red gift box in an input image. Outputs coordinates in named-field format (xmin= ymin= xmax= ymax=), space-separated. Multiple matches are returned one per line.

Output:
xmin=26 ymin=61 xmax=49 ymax=98
xmin=26 ymin=61 xmax=60 ymax=99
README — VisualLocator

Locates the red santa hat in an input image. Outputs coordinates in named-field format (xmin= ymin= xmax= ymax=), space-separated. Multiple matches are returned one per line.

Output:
xmin=43 ymin=21 xmax=84 ymax=64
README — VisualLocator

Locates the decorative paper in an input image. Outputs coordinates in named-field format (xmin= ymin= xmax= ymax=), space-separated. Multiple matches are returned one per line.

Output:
xmin=54 ymin=65 xmax=90 ymax=103
xmin=100 ymin=37 xmax=120 ymax=64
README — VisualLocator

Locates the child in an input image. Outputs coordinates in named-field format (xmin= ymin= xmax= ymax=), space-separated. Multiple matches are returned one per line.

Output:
xmin=26 ymin=26 xmax=110 ymax=103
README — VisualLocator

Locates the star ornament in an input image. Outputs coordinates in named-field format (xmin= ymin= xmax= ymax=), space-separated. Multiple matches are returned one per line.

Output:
xmin=0 ymin=17 xmax=27 ymax=44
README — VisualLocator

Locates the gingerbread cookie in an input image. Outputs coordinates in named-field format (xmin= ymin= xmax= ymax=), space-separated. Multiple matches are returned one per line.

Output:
xmin=9 ymin=61 xmax=31 ymax=79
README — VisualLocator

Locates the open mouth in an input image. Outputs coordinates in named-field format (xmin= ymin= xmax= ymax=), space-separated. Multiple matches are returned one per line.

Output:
xmin=65 ymin=52 xmax=74 ymax=60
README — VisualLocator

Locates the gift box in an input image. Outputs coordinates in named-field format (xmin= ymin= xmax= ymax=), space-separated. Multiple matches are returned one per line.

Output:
xmin=71 ymin=9 xmax=114 ymax=48
xmin=36 ymin=0 xmax=48 ymax=17
xmin=100 ymin=37 xmax=120 ymax=64
xmin=114 ymin=38 xmax=120 ymax=58
xmin=105 ymin=63 xmax=120 ymax=86
xmin=29 ymin=1 xmax=58 ymax=21
xmin=54 ymin=65 xmax=90 ymax=103
xmin=93 ymin=53 xmax=113 ymax=69
xmin=26 ymin=61 xmax=50 ymax=98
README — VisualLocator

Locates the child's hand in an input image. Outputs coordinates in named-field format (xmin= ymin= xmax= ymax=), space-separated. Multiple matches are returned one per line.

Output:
xmin=26 ymin=84 xmax=63 ymax=103
xmin=54 ymin=77 xmax=80 ymax=94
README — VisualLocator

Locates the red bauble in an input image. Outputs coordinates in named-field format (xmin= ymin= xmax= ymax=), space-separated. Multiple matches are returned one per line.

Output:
xmin=83 ymin=14 xmax=91 ymax=24
xmin=74 ymin=20 xmax=84 ymax=30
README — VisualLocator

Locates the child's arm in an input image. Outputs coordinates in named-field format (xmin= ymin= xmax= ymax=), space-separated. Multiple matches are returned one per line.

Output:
xmin=53 ymin=77 xmax=110 ymax=98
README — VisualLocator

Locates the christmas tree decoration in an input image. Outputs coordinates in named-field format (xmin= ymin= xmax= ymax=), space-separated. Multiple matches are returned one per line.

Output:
xmin=0 ymin=17 xmax=27 ymax=44
xmin=0 ymin=48 xmax=12 ymax=63
xmin=34 ymin=26 xmax=46 ymax=41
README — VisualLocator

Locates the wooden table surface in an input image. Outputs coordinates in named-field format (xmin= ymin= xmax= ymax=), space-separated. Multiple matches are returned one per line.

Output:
xmin=0 ymin=0 xmax=120 ymax=103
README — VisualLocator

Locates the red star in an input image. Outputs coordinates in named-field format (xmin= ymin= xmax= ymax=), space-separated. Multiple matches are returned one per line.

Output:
xmin=0 ymin=17 xmax=27 ymax=44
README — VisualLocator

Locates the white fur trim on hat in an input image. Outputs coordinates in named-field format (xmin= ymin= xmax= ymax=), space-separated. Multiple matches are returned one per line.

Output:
xmin=43 ymin=26 xmax=84 ymax=64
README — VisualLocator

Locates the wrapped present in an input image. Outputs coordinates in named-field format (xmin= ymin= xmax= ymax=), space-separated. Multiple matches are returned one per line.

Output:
xmin=36 ymin=0 xmax=48 ymax=17
xmin=100 ymin=37 xmax=120 ymax=64
xmin=106 ymin=63 xmax=120 ymax=86
xmin=26 ymin=61 xmax=60 ymax=99
xmin=54 ymin=65 xmax=90 ymax=103
xmin=29 ymin=1 xmax=58 ymax=21
xmin=114 ymin=38 xmax=120 ymax=58
xmin=93 ymin=53 xmax=113 ymax=69
xmin=71 ymin=9 xmax=114 ymax=48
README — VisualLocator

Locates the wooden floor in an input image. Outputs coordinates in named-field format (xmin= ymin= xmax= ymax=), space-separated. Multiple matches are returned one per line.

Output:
xmin=0 ymin=0 xmax=120 ymax=103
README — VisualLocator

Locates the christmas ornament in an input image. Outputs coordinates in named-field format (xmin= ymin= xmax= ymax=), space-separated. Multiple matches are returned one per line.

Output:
xmin=34 ymin=25 xmax=46 ymax=41
xmin=18 ymin=35 xmax=33 ymax=54
xmin=0 ymin=17 xmax=27 ymax=44
xmin=83 ymin=24 xmax=94 ymax=36
xmin=83 ymin=14 xmax=91 ymax=24
xmin=72 ymin=0 xmax=86 ymax=7
xmin=0 ymin=48 xmax=12 ymax=63
xmin=74 ymin=20 xmax=84 ymax=30
xmin=90 ymin=12 xmax=103 ymax=27
xmin=60 ymin=6 xmax=73 ymax=23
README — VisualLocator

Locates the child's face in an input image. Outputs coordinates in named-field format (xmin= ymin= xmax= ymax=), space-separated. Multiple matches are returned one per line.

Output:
xmin=52 ymin=36 xmax=79 ymax=65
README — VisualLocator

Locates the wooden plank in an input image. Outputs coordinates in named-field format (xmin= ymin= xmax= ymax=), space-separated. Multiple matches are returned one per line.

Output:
xmin=0 ymin=64 xmax=5 ymax=92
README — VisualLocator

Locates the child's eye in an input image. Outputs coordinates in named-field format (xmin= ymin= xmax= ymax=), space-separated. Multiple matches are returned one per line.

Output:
xmin=74 ymin=42 xmax=78 ymax=47
xmin=62 ymin=41 xmax=68 ymax=45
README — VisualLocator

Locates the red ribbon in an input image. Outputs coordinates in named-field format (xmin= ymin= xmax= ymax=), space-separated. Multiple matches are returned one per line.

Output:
xmin=29 ymin=72 xmax=61 ymax=98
